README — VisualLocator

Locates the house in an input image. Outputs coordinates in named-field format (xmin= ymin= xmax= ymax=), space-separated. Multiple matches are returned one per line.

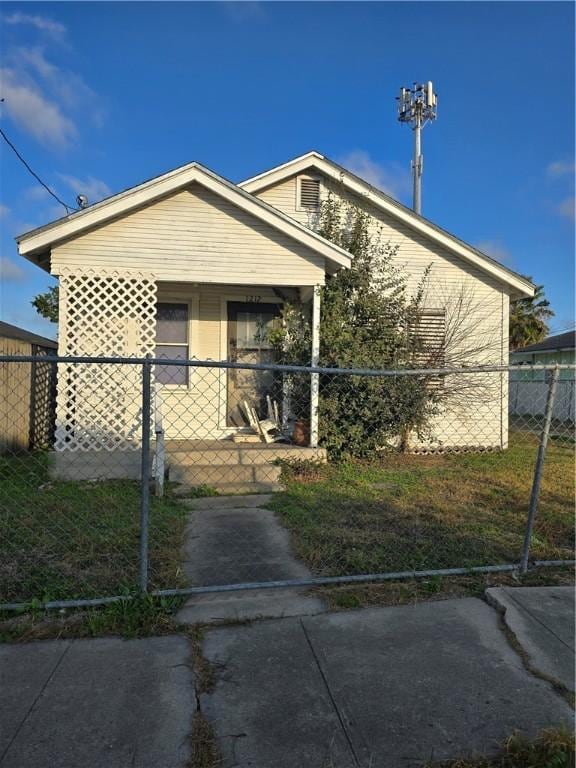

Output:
xmin=0 ymin=321 xmax=57 ymax=452
xmin=15 ymin=151 xmax=535 ymax=484
xmin=510 ymin=331 xmax=575 ymax=423
xmin=510 ymin=331 xmax=575 ymax=374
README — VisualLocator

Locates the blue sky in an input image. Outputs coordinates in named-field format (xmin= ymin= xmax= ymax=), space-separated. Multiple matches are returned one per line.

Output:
xmin=1 ymin=1 xmax=574 ymax=340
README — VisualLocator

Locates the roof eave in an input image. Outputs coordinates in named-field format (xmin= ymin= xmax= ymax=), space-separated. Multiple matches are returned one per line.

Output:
xmin=16 ymin=162 xmax=352 ymax=273
xmin=240 ymin=154 xmax=535 ymax=298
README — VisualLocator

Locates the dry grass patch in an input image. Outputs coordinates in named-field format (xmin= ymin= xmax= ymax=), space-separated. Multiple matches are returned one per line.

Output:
xmin=430 ymin=727 xmax=574 ymax=768
xmin=315 ymin=568 xmax=575 ymax=611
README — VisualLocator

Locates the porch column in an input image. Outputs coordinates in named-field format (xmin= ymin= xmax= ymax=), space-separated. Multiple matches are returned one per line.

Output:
xmin=310 ymin=285 xmax=321 ymax=448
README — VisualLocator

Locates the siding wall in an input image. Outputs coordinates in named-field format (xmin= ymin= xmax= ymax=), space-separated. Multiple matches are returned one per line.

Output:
xmin=51 ymin=183 xmax=326 ymax=287
xmin=257 ymin=173 xmax=511 ymax=449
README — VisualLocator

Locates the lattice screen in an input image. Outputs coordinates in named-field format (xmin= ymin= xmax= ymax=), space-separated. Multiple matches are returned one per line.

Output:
xmin=55 ymin=268 xmax=157 ymax=451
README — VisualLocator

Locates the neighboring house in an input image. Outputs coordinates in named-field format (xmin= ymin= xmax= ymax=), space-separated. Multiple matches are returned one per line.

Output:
xmin=15 ymin=151 xmax=534 ymax=479
xmin=510 ymin=331 xmax=575 ymax=374
xmin=510 ymin=331 xmax=575 ymax=422
xmin=0 ymin=321 xmax=57 ymax=451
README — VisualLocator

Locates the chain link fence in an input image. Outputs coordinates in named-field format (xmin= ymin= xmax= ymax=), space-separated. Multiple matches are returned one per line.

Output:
xmin=0 ymin=355 xmax=574 ymax=609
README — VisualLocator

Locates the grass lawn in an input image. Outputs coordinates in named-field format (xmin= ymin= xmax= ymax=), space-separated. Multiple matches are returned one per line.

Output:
xmin=274 ymin=431 xmax=575 ymax=577
xmin=0 ymin=452 xmax=187 ymax=604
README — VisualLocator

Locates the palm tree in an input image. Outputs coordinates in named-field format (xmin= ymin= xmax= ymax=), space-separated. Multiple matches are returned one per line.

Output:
xmin=509 ymin=278 xmax=554 ymax=350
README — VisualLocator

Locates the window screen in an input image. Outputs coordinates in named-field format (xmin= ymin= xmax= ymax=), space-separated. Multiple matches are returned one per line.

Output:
xmin=155 ymin=303 xmax=189 ymax=385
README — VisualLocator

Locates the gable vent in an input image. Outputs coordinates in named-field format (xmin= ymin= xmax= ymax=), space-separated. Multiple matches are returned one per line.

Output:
xmin=300 ymin=178 xmax=320 ymax=209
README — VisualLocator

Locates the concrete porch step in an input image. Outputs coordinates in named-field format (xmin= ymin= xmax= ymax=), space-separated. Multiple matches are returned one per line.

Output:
xmin=169 ymin=462 xmax=282 ymax=487
xmin=165 ymin=442 xmax=326 ymax=466
xmin=175 ymin=482 xmax=283 ymax=496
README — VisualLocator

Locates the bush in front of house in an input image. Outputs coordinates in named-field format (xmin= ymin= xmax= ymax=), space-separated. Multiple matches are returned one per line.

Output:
xmin=269 ymin=195 xmax=438 ymax=459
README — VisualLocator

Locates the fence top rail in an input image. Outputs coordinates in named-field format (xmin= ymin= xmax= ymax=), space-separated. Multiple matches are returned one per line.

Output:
xmin=0 ymin=354 xmax=575 ymax=378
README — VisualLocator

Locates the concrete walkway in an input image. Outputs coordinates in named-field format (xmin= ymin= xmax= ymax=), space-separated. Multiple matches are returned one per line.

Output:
xmin=487 ymin=586 xmax=574 ymax=693
xmin=0 ymin=636 xmax=193 ymax=768
xmin=200 ymin=594 xmax=574 ymax=768
xmin=176 ymin=494 xmax=326 ymax=623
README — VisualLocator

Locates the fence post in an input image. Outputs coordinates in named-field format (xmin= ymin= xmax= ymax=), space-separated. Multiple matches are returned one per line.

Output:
xmin=520 ymin=364 xmax=560 ymax=573
xmin=139 ymin=355 xmax=152 ymax=593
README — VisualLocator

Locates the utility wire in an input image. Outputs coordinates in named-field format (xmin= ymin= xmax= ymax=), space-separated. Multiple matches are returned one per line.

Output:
xmin=0 ymin=125 xmax=78 ymax=214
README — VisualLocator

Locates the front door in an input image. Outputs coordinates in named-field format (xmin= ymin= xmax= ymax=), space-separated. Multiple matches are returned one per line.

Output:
xmin=226 ymin=302 xmax=281 ymax=427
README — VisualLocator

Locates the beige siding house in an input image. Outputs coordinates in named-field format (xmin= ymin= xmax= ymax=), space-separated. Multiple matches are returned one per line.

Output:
xmin=16 ymin=152 xmax=534 ymax=482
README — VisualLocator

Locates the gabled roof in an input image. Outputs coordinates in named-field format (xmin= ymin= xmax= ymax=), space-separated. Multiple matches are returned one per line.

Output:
xmin=240 ymin=151 xmax=535 ymax=298
xmin=0 ymin=320 xmax=57 ymax=348
xmin=16 ymin=161 xmax=353 ymax=274
xmin=513 ymin=330 xmax=575 ymax=354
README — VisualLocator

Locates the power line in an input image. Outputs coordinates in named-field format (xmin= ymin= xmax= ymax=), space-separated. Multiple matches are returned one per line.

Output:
xmin=548 ymin=324 xmax=576 ymax=335
xmin=0 ymin=126 xmax=78 ymax=214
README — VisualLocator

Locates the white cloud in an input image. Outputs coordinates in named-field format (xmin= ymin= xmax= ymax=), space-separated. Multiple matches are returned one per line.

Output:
xmin=0 ymin=45 xmax=104 ymax=149
xmin=336 ymin=150 xmax=411 ymax=200
xmin=3 ymin=12 xmax=66 ymax=40
xmin=58 ymin=174 xmax=111 ymax=203
xmin=23 ymin=185 xmax=52 ymax=202
xmin=547 ymin=161 xmax=575 ymax=177
xmin=15 ymin=47 xmax=102 ymax=120
xmin=475 ymin=240 xmax=512 ymax=264
xmin=558 ymin=196 xmax=575 ymax=221
xmin=0 ymin=204 xmax=9 ymax=218
xmin=0 ymin=66 xmax=77 ymax=148
xmin=0 ymin=256 xmax=26 ymax=282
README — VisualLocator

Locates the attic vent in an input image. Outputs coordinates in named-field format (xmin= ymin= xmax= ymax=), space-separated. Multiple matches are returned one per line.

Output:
xmin=299 ymin=177 xmax=320 ymax=209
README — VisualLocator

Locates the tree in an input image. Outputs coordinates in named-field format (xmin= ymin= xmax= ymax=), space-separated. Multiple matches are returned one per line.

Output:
xmin=32 ymin=286 xmax=59 ymax=323
xmin=509 ymin=279 xmax=554 ymax=350
xmin=269 ymin=195 xmax=437 ymax=458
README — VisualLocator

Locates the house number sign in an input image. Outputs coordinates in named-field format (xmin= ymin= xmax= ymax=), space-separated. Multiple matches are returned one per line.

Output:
xmin=245 ymin=295 xmax=262 ymax=303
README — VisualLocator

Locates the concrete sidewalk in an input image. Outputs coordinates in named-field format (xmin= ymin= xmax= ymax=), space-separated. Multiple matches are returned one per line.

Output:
xmin=0 ymin=636 xmax=193 ymax=768
xmin=487 ymin=586 xmax=574 ymax=693
xmin=1 ymin=588 xmax=573 ymax=768
xmin=201 ymin=594 xmax=574 ymax=768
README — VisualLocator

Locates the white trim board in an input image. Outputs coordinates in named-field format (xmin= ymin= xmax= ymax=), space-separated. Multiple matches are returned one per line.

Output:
xmin=240 ymin=151 xmax=535 ymax=298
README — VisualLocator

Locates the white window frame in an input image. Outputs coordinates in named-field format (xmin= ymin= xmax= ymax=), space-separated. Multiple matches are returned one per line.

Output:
xmin=155 ymin=295 xmax=199 ymax=390
xmin=296 ymin=174 xmax=322 ymax=212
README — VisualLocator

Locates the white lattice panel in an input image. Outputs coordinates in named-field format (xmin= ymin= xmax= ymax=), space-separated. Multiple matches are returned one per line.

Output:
xmin=55 ymin=268 xmax=157 ymax=451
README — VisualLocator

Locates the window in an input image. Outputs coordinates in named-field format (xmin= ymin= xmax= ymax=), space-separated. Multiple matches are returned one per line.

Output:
xmin=236 ymin=311 xmax=276 ymax=350
xmin=297 ymin=176 xmax=320 ymax=210
xmin=155 ymin=302 xmax=189 ymax=385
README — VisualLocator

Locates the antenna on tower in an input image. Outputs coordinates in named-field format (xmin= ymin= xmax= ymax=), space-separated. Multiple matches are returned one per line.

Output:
xmin=396 ymin=81 xmax=438 ymax=215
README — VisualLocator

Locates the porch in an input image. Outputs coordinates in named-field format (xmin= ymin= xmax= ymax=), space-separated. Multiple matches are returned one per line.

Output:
xmin=153 ymin=281 xmax=322 ymax=448
xmin=50 ymin=278 xmax=326 ymax=490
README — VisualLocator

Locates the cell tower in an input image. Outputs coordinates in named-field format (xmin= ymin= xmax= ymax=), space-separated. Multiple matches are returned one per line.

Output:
xmin=397 ymin=81 xmax=438 ymax=215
